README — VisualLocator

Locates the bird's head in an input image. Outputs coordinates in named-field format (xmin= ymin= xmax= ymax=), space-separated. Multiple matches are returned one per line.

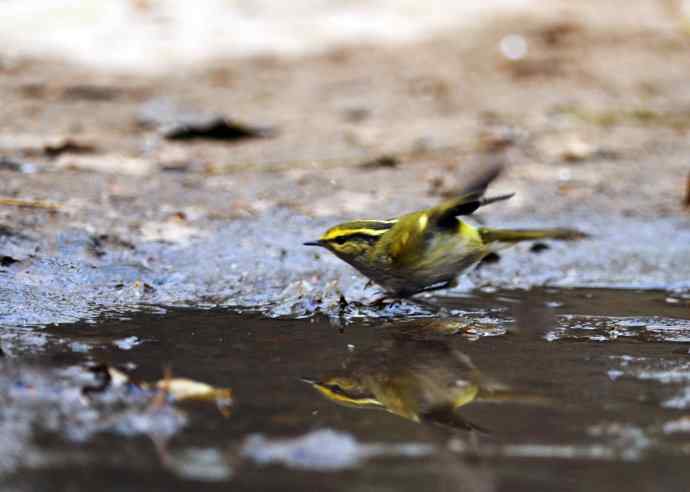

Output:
xmin=303 ymin=220 xmax=394 ymax=260
xmin=300 ymin=376 xmax=383 ymax=409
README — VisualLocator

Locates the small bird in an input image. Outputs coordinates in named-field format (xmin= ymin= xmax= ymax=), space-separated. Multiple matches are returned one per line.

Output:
xmin=302 ymin=337 xmax=488 ymax=432
xmin=302 ymin=332 xmax=549 ymax=432
xmin=304 ymin=166 xmax=586 ymax=297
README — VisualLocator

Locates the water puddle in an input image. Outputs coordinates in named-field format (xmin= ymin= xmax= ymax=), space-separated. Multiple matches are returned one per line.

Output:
xmin=2 ymin=288 xmax=690 ymax=490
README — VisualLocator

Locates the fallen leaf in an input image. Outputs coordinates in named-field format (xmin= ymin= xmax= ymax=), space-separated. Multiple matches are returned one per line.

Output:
xmin=0 ymin=255 xmax=20 ymax=267
xmin=156 ymin=378 xmax=233 ymax=416
xmin=358 ymin=154 xmax=399 ymax=170
xmin=137 ymin=98 xmax=275 ymax=141
xmin=0 ymin=134 xmax=95 ymax=157
xmin=529 ymin=242 xmax=550 ymax=253
xmin=156 ymin=378 xmax=233 ymax=402
xmin=163 ymin=116 xmax=274 ymax=141
xmin=43 ymin=137 xmax=97 ymax=158
xmin=81 ymin=365 xmax=233 ymax=416
xmin=61 ymin=84 xmax=123 ymax=101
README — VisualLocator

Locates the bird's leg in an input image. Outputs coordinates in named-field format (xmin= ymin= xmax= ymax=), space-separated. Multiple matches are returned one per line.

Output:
xmin=408 ymin=280 xmax=459 ymax=317
xmin=364 ymin=280 xmax=459 ymax=314
xmin=361 ymin=279 xmax=398 ymax=307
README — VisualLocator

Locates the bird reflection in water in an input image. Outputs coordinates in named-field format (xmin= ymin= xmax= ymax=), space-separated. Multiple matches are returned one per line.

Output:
xmin=303 ymin=321 xmax=547 ymax=434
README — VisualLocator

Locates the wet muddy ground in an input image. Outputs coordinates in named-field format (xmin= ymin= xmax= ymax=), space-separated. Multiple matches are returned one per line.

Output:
xmin=2 ymin=289 xmax=690 ymax=491
xmin=2 ymin=1 xmax=690 ymax=490
xmin=2 ymin=0 xmax=690 ymax=326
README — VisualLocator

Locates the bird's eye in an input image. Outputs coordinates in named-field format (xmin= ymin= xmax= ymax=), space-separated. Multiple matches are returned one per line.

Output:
xmin=333 ymin=236 xmax=348 ymax=245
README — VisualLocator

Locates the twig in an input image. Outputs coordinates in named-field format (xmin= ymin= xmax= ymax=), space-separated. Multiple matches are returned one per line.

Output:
xmin=0 ymin=197 xmax=61 ymax=210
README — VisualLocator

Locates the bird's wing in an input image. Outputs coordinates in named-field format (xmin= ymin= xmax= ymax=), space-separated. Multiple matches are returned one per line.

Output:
xmin=381 ymin=165 xmax=510 ymax=263
xmin=428 ymin=165 xmax=513 ymax=230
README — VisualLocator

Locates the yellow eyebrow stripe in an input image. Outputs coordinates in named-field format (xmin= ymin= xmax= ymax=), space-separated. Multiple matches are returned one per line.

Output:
xmin=322 ymin=228 xmax=388 ymax=240
xmin=312 ymin=385 xmax=384 ymax=408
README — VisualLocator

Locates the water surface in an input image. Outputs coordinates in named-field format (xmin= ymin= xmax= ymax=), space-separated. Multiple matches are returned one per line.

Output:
xmin=3 ymin=288 xmax=690 ymax=491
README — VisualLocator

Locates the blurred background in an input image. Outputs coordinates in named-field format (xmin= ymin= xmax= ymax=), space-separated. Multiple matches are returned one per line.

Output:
xmin=1 ymin=1 xmax=689 ymax=69
xmin=1 ymin=0 xmax=538 ymax=70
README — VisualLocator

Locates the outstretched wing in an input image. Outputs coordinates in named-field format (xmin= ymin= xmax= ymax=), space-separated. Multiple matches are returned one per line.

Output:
xmin=380 ymin=165 xmax=511 ymax=267
xmin=429 ymin=165 xmax=513 ymax=230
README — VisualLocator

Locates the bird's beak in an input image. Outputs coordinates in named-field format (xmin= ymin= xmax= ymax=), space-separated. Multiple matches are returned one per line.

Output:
xmin=299 ymin=377 xmax=318 ymax=385
xmin=303 ymin=240 xmax=323 ymax=247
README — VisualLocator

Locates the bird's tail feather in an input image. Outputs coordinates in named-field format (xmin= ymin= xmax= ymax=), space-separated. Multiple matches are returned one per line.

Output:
xmin=478 ymin=227 xmax=587 ymax=243
xmin=476 ymin=389 xmax=553 ymax=406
